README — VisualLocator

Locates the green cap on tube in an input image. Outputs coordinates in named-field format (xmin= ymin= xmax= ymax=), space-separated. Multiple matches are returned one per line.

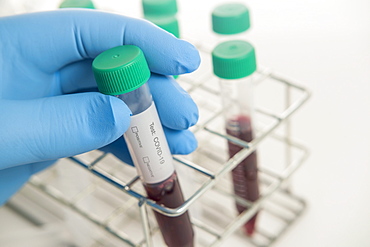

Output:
xmin=212 ymin=3 xmax=250 ymax=35
xmin=93 ymin=46 xmax=151 ymax=95
xmin=212 ymin=40 xmax=256 ymax=79
xmin=59 ymin=0 xmax=95 ymax=8
xmin=142 ymin=0 xmax=178 ymax=16
xmin=145 ymin=15 xmax=180 ymax=38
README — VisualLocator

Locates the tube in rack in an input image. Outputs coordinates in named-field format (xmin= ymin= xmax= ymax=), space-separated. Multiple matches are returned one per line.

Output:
xmin=212 ymin=40 xmax=259 ymax=236
xmin=208 ymin=3 xmax=250 ymax=52
xmin=59 ymin=0 xmax=95 ymax=8
xmin=93 ymin=45 xmax=194 ymax=247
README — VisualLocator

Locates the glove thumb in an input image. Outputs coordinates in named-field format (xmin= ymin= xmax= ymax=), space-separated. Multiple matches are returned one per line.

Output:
xmin=0 ymin=92 xmax=131 ymax=169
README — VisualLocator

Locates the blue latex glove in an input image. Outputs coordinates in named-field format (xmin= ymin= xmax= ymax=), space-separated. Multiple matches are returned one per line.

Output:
xmin=0 ymin=10 xmax=200 ymax=205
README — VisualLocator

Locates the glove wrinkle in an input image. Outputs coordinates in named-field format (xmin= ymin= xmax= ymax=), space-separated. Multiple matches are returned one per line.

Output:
xmin=73 ymin=25 xmax=89 ymax=59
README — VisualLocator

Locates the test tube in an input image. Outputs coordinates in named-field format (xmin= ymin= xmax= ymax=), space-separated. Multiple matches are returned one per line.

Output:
xmin=141 ymin=0 xmax=179 ymax=38
xmin=207 ymin=3 xmax=250 ymax=52
xmin=145 ymin=15 xmax=180 ymax=38
xmin=212 ymin=40 xmax=259 ymax=236
xmin=142 ymin=0 xmax=180 ymax=80
xmin=141 ymin=0 xmax=178 ymax=17
xmin=59 ymin=0 xmax=95 ymax=8
xmin=92 ymin=45 xmax=194 ymax=247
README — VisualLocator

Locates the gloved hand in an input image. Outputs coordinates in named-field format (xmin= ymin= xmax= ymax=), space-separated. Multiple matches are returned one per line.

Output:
xmin=0 ymin=10 xmax=200 ymax=205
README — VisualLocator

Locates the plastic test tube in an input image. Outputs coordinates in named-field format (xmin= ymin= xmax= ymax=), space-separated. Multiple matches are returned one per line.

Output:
xmin=142 ymin=0 xmax=181 ymax=79
xmin=141 ymin=0 xmax=178 ymax=17
xmin=92 ymin=45 xmax=194 ymax=247
xmin=59 ymin=0 xmax=95 ymax=8
xmin=141 ymin=0 xmax=179 ymax=37
xmin=208 ymin=3 xmax=251 ymax=52
xmin=145 ymin=15 xmax=180 ymax=39
xmin=212 ymin=40 xmax=259 ymax=236
xmin=189 ymin=3 xmax=250 ymax=82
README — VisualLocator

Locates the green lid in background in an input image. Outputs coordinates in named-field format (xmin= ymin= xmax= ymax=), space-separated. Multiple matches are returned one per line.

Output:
xmin=142 ymin=0 xmax=178 ymax=16
xmin=212 ymin=3 xmax=250 ymax=35
xmin=212 ymin=40 xmax=256 ymax=79
xmin=59 ymin=0 xmax=95 ymax=8
xmin=145 ymin=15 xmax=180 ymax=38
xmin=92 ymin=46 xmax=151 ymax=95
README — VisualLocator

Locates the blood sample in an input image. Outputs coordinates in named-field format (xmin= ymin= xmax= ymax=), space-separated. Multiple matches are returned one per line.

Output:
xmin=212 ymin=40 xmax=259 ymax=236
xmin=144 ymin=172 xmax=193 ymax=247
xmin=93 ymin=45 xmax=194 ymax=247
xmin=226 ymin=115 xmax=259 ymax=235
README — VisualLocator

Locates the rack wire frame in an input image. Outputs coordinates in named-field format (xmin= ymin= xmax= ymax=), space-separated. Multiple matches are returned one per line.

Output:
xmin=28 ymin=67 xmax=310 ymax=247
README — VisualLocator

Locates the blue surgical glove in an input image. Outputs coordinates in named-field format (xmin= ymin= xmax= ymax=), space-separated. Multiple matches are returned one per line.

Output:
xmin=0 ymin=10 xmax=200 ymax=205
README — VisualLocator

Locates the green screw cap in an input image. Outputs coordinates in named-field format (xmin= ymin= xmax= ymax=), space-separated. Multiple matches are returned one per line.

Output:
xmin=92 ymin=46 xmax=151 ymax=95
xmin=212 ymin=3 xmax=250 ymax=35
xmin=212 ymin=40 xmax=256 ymax=79
xmin=142 ymin=0 xmax=178 ymax=16
xmin=145 ymin=15 xmax=180 ymax=38
xmin=59 ymin=0 xmax=95 ymax=9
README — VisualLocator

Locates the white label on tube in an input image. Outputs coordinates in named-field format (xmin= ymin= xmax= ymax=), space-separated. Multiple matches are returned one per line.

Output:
xmin=124 ymin=102 xmax=175 ymax=184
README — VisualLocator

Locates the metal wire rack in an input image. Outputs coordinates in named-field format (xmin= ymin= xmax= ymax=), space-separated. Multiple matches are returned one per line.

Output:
xmin=24 ymin=59 xmax=311 ymax=246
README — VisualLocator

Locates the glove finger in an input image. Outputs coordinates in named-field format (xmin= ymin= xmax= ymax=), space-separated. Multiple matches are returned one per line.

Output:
xmin=164 ymin=128 xmax=198 ymax=155
xmin=0 ymin=160 xmax=56 ymax=205
xmin=30 ymin=161 xmax=56 ymax=174
xmin=148 ymin=74 xmax=198 ymax=130
xmin=60 ymin=59 xmax=96 ymax=94
xmin=2 ymin=10 xmax=200 ymax=76
xmin=0 ymin=165 xmax=32 ymax=206
xmin=100 ymin=128 xmax=197 ymax=166
xmin=0 ymin=93 xmax=131 ymax=168
xmin=99 ymin=137 xmax=132 ymax=165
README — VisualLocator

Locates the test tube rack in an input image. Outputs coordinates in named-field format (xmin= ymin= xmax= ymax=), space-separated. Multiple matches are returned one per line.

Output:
xmin=20 ymin=57 xmax=310 ymax=247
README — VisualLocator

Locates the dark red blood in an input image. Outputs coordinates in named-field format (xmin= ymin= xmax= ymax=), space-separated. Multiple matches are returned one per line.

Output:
xmin=144 ymin=172 xmax=194 ymax=247
xmin=226 ymin=115 xmax=259 ymax=236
